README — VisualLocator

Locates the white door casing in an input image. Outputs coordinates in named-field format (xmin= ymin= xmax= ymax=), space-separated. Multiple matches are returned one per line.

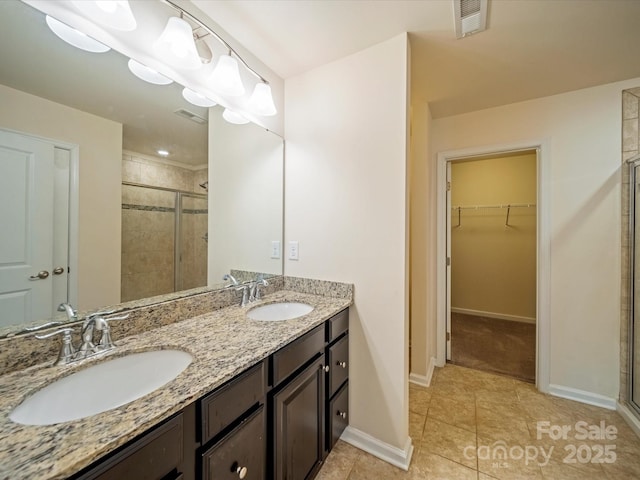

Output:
xmin=435 ymin=140 xmax=551 ymax=393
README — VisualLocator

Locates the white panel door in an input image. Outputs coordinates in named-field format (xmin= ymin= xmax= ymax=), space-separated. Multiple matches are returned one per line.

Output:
xmin=0 ymin=130 xmax=57 ymax=327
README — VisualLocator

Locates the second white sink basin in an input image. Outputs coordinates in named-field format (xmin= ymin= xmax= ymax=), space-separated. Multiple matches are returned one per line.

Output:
xmin=9 ymin=349 xmax=192 ymax=426
xmin=247 ymin=302 xmax=314 ymax=321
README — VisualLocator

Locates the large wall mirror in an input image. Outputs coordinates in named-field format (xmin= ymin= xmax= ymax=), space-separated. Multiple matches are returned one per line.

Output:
xmin=0 ymin=0 xmax=284 ymax=336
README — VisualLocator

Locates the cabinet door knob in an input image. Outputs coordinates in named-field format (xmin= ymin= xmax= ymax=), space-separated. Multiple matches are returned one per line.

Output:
xmin=337 ymin=410 xmax=347 ymax=419
xmin=322 ymin=365 xmax=330 ymax=372
xmin=236 ymin=466 xmax=248 ymax=479
xmin=337 ymin=361 xmax=347 ymax=368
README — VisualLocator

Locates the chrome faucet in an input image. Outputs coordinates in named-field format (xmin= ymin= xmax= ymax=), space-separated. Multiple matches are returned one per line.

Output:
xmin=35 ymin=309 xmax=130 ymax=365
xmin=58 ymin=303 xmax=78 ymax=322
xmin=223 ymin=273 xmax=239 ymax=286
xmin=252 ymin=275 xmax=269 ymax=300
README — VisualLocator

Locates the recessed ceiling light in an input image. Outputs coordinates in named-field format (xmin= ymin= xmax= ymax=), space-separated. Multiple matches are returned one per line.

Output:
xmin=157 ymin=149 xmax=169 ymax=157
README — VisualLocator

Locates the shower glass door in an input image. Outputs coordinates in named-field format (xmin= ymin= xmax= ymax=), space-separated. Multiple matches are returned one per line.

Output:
xmin=630 ymin=162 xmax=640 ymax=413
xmin=176 ymin=193 xmax=208 ymax=292
xmin=121 ymin=184 xmax=208 ymax=302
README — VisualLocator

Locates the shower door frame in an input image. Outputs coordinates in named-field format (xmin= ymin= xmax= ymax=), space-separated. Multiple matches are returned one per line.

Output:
xmin=628 ymin=159 xmax=640 ymax=416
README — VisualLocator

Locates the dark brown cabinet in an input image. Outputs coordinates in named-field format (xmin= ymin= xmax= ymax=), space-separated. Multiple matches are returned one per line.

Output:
xmin=272 ymin=355 xmax=326 ymax=480
xmin=68 ymin=309 xmax=348 ymax=480
xmin=201 ymin=406 xmax=265 ymax=480
xmin=70 ymin=411 xmax=187 ymax=480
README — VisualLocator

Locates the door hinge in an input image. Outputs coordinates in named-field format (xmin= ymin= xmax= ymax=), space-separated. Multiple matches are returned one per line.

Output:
xmin=446 ymin=257 xmax=451 ymax=266
xmin=447 ymin=181 xmax=451 ymax=191
xmin=446 ymin=332 xmax=451 ymax=341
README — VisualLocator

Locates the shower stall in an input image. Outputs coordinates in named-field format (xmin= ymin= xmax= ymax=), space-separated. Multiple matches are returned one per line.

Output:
xmin=121 ymin=182 xmax=208 ymax=302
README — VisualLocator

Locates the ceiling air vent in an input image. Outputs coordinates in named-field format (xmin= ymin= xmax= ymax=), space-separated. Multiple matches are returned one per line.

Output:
xmin=454 ymin=0 xmax=488 ymax=39
xmin=174 ymin=108 xmax=208 ymax=125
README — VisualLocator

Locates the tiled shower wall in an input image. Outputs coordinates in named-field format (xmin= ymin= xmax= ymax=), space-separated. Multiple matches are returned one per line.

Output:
xmin=121 ymin=153 xmax=208 ymax=302
xmin=621 ymin=88 xmax=640 ymax=403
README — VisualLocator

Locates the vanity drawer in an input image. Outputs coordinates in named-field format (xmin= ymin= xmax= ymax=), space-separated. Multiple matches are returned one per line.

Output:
xmin=326 ymin=309 xmax=349 ymax=343
xmin=201 ymin=406 xmax=265 ymax=480
xmin=271 ymin=324 xmax=325 ymax=387
xmin=73 ymin=412 xmax=183 ymax=480
xmin=328 ymin=382 xmax=349 ymax=451
xmin=328 ymin=334 xmax=349 ymax=397
xmin=200 ymin=361 xmax=265 ymax=444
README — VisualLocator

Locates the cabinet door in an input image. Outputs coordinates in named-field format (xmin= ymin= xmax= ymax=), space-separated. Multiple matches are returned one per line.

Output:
xmin=201 ymin=406 xmax=265 ymax=480
xmin=272 ymin=354 xmax=326 ymax=480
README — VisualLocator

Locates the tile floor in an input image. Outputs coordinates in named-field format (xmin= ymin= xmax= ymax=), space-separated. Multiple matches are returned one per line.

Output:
xmin=316 ymin=364 xmax=640 ymax=479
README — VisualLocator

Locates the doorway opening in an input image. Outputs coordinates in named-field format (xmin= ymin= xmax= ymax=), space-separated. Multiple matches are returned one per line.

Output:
xmin=436 ymin=140 xmax=550 ymax=392
xmin=447 ymin=151 xmax=537 ymax=382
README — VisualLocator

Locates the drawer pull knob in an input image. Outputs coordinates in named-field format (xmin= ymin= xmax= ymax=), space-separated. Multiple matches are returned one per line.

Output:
xmin=337 ymin=410 xmax=347 ymax=419
xmin=337 ymin=361 xmax=347 ymax=368
xmin=236 ymin=466 xmax=248 ymax=479
xmin=322 ymin=365 xmax=330 ymax=372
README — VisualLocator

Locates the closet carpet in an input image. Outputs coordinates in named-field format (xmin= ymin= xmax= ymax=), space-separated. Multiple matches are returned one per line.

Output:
xmin=450 ymin=312 xmax=536 ymax=383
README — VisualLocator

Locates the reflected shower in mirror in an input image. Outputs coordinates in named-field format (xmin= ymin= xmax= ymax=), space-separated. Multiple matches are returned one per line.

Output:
xmin=0 ymin=0 xmax=283 ymax=335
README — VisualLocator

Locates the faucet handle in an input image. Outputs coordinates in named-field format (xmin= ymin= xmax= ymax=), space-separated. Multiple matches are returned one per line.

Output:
xmin=96 ymin=313 xmax=130 ymax=350
xmin=35 ymin=328 xmax=76 ymax=366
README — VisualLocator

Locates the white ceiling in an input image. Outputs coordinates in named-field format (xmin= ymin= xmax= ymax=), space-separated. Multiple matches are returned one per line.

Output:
xmin=194 ymin=0 xmax=640 ymax=118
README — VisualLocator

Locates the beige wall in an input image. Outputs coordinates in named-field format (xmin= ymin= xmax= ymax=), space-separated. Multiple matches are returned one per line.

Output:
xmin=409 ymin=102 xmax=432 ymax=378
xmin=451 ymin=153 xmax=537 ymax=319
xmin=285 ymin=34 xmax=410 ymax=450
xmin=0 ymin=84 xmax=121 ymax=310
xmin=426 ymin=77 xmax=640 ymax=399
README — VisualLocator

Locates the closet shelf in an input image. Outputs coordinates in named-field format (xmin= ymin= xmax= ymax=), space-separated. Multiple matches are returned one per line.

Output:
xmin=451 ymin=203 xmax=536 ymax=227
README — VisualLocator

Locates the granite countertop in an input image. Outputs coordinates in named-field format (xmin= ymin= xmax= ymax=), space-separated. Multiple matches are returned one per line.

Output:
xmin=0 ymin=290 xmax=351 ymax=480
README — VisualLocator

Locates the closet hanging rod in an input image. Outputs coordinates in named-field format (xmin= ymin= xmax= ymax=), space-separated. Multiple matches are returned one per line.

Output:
xmin=451 ymin=203 xmax=536 ymax=210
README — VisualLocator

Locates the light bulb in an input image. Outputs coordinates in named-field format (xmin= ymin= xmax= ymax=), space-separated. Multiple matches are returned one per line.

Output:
xmin=127 ymin=59 xmax=173 ymax=85
xmin=45 ymin=15 xmax=110 ymax=53
xmin=154 ymin=17 xmax=201 ymax=70
xmin=210 ymin=55 xmax=244 ymax=97
xmin=71 ymin=0 xmax=137 ymax=31
xmin=248 ymin=82 xmax=277 ymax=116
xmin=222 ymin=109 xmax=249 ymax=125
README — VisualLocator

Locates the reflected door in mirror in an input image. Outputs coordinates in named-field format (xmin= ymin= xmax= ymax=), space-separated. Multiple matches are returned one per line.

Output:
xmin=0 ymin=130 xmax=69 ymax=326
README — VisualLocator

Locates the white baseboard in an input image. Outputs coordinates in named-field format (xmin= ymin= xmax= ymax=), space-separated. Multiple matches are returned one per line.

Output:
xmin=409 ymin=373 xmax=429 ymax=387
xmin=617 ymin=401 xmax=640 ymax=438
xmin=451 ymin=307 xmax=536 ymax=324
xmin=548 ymin=384 xmax=617 ymax=410
xmin=410 ymin=356 xmax=437 ymax=387
xmin=341 ymin=426 xmax=414 ymax=471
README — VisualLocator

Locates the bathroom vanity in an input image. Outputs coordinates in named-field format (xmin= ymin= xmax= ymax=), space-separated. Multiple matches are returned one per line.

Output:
xmin=0 ymin=283 xmax=351 ymax=480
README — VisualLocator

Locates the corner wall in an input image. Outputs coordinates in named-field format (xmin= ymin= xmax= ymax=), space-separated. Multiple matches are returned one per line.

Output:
xmin=428 ymin=77 xmax=640 ymax=400
xmin=285 ymin=34 xmax=410 ymax=453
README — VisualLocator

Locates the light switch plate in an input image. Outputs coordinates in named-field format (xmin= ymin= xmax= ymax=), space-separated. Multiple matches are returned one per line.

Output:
xmin=288 ymin=241 xmax=299 ymax=260
xmin=271 ymin=240 xmax=281 ymax=259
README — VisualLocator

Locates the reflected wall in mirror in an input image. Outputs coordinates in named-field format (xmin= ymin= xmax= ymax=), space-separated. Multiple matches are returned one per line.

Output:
xmin=0 ymin=0 xmax=284 ymax=336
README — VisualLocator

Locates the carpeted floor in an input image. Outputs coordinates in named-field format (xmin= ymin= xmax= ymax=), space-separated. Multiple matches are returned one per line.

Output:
xmin=450 ymin=312 xmax=536 ymax=383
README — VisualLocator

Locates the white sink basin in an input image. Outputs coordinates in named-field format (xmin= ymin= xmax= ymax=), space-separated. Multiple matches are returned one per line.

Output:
xmin=247 ymin=302 xmax=314 ymax=321
xmin=9 ymin=349 xmax=192 ymax=426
